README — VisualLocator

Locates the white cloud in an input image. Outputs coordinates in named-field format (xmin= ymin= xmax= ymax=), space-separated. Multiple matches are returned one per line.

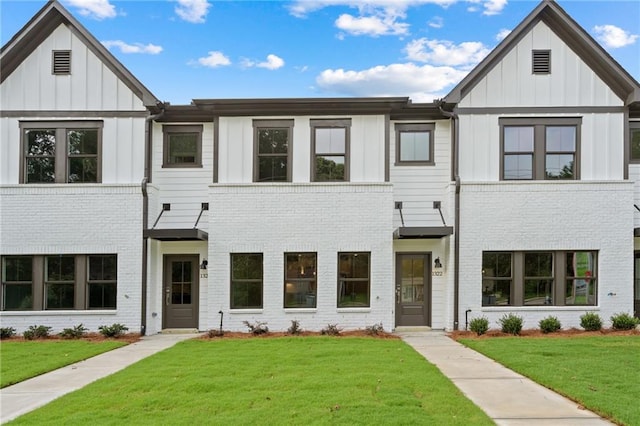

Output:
xmin=482 ymin=0 xmax=507 ymax=16
xmin=241 ymin=54 xmax=285 ymax=70
xmin=288 ymin=0 xmax=456 ymax=19
xmin=593 ymin=24 xmax=638 ymax=48
xmin=405 ymin=38 xmax=489 ymax=66
xmin=316 ymin=63 xmax=467 ymax=101
xmin=65 ymin=0 xmax=116 ymax=19
xmin=175 ymin=0 xmax=210 ymax=23
xmin=428 ymin=16 xmax=444 ymax=29
xmin=193 ymin=51 xmax=231 ymax=68
xmin=496 ymin=28 xmax=511 ymax=41
xmin=102 ymin=40 xmax=163 ymax=54
xmin=335 ymin=13 xmax=409 ymax=36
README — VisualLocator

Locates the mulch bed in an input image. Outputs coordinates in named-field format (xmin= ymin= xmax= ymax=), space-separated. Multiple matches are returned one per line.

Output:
xmin=449 ymin=328 xmax=640 ymax=340
xmin=199 ymin=329 xmax=400 ymax=340
xmin=1 ymin=333 xmax=142 ymax=343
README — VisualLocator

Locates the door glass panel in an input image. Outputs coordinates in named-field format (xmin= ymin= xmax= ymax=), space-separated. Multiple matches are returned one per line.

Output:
xmin=401 ymin=258 xmax=424 ymax=303
xmin=171 ymin=261 xmax=192 ymax=305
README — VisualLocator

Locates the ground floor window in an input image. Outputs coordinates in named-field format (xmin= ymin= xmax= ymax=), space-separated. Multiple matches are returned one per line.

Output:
xmin=284 ymin=253 xmax=317 ymax=308
xmin=0 ymin=254 xmax=117 ymax=311
xmin=230 ymin=253 xmax=263 ymax=309
xmin=482 ymin=251 xmax=597 ymax=307
xmin=338 ymin=252 xmax=370 ymax=308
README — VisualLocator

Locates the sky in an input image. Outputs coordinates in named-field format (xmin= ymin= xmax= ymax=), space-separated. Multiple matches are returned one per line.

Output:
xmin=1 ymin=0 xmax=639 ymax=105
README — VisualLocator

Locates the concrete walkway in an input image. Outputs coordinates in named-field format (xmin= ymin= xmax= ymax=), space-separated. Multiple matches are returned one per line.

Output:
xmin=397 ymin=331 xmax=612 ymax=426
xmin=1 ymin=333 xmax=198 ymax=424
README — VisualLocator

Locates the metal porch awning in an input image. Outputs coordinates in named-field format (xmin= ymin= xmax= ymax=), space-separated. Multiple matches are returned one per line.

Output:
xmin=143 ymin=228 xmax=208 ymax=241
xmin=394 ymin=226 xmax=454 ymax=239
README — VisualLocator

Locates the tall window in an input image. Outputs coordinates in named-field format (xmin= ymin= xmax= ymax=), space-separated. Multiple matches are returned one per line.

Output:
xmin=630 ymin=122 xmax=640 ymax=162
xmin=284 ymin=253 xmax=317 ymax=308
xmin=21 ymin=122 xmax=102 ymax=183
xmin=163 ymin=125 xmax=203 ymax=167
xmin=482 ymin=251 xmax=597 ymax=307
xmin=500 ymin=118 xmax=580 ymax=180
xmin=337 ymin=252 xmax=370 ymax=308
xmin=88 ymin=255 xmax=117 ymax=309
xmin=230 ymin=253 xmax=263 ymax=309
xmin=1 ymin=256 xmax=33 ymax=310
xmin=395 ymin=123 xmax=435 ymax=165
xmin=45 ymin=255 xmax=75 ymax=309
xmin=254 ymin=120 xmax=293 ymax=182
xmin=311 ymin=119 xmax=350 ymax=181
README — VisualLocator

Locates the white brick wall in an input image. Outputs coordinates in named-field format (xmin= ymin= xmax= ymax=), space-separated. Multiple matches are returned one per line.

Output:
xmin=458 ymin=181 xmax=634 ymax=330
xmin=204 ymin=183 xmax=394 ymax=332
xmin=0 ymin=184 xmax=143 ymax=333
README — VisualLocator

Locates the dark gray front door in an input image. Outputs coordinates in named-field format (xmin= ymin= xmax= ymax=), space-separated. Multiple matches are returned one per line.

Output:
xmin=163 ymin=255 xmax=199 ymax=329
xmin=395 ymin=253 xmax=431 ymax=327
xmin=635 ymin=252 xmax=640 ymax=318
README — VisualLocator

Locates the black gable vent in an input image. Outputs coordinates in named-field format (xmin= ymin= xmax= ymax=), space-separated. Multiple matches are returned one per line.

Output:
xmin=532 ymin=50 xmax=551 ymax=74
xmin=52 ymin=50 xmax=71 ymax=75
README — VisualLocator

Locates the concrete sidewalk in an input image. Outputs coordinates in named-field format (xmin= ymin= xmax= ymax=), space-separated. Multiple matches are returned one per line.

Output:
xmin=1 ymin=333 xmax=198 ymax=424
xmin=398 ymin=331 xmax=612 ymax=426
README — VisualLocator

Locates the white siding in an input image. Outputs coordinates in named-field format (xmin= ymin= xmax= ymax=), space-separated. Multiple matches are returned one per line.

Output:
xmin=460 ymin=21 xmax=622 ymax=108
xmin=1 ymin=24 xmax=145 ymax=112
xmin=458 ymin=181 xmax=634 ymax=330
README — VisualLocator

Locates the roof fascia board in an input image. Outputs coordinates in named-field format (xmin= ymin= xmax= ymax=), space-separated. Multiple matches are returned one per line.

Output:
xmin=445 ymin=0 xmax=640 ymax=106
xmin=1 ymin=0 xmax=159 ymax=108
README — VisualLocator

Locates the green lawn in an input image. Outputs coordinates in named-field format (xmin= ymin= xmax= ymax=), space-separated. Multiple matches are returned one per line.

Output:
xmin=459 ymin=335 xmax=640 ymax=426
xmin=1 ymin=340 xmax=126 ymax=388
xmin=9 ymin=337 xmax=492 ymax=425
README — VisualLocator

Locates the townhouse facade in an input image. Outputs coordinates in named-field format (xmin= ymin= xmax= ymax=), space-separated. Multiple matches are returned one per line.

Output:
xmin=1 ymin=0 xmax=638 ymax=334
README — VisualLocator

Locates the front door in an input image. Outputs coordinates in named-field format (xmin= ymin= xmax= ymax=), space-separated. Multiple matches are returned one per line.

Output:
xmin=634 ymin=252 xmax=640 ymax=318
xmin=163 ymin=255 xmax=199 ymax=329
xmin=395 ymin=253 xmax=431 ymax=327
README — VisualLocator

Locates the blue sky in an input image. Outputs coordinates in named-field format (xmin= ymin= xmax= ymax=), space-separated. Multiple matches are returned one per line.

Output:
xmin=1 ymin=0 xmax=639 ymax=104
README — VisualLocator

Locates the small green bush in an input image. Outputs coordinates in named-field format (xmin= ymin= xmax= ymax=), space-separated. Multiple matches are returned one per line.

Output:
xmin=243 ymin=321 xmax=269 ymax=335
xmin=539 ymin=316 xmax=562 ymax=334
xmin=498 ymin=314 xmax=523 ymax=335
xmin=23 ymin=325 xmax=52 ymax=340
xmin=98 ymin=323 xmax=129 ymax=338
xmin=287 ymin=320 xmax=302 ymax=335
xmin=610 ymin=312 xmax=640 ymax=330
xmin=59 ymin=324 xmax=88 ymax=339
xmin=365 ymin=323 xmax=384 ymax=336
xmin=469 ymin=317 xmax=489 ymax=335
xmin=580 ymin=312 xmax=602 ymax=331
xmin=320 ymin=324 xmax=341 ymax=336
xmin=0 ymin=327 xmax=16 ymax=339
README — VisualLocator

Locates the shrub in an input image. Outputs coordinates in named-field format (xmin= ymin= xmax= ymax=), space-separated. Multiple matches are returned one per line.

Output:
xmin=23 ymin=325 xmax=52 ymax=340
xmin=0 ymin=327 xmax=16 ymax=339
xmin=287 ymin=320 xmax=302 ymax=335
xmin=580 ymin=312 xmax=602 ymax=331
xmin=98 ymin=323 xmax=129 ymax=338
xmin=469 ymin=317 xmax=489 ymax=336
xmin=59 ymin=324 xmax=88 ymax=339
xmin=610 ymin=312 xmax=640 ymax=330
xmin=498 ymin=314 xmax=523 ymax=335
xmin=538 ymin=316 xmax=561 ymax=334
xmin=243 ymin=321 xmax=269 ymax=335
xmin=320 ymin=324 xmax=341 ymax=336
xmin=365 ymin=323 xmax=384 ymax=336
xmin=206 ymin=329 xmax=224 ymax=338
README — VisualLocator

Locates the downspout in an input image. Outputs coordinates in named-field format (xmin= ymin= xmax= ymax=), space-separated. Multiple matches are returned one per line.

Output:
xmin=438 ymin=102 xmax=460 ymax=330
xmin=141 ymin=104 xmax=165 ymax=335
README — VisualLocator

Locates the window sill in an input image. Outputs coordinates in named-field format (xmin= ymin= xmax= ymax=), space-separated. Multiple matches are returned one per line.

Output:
xmin=229 ymin=309 xmax=263 ymax=314
xmin=284 ymin=308 xmax=317 ymax=313
xmin=161 ymin=164 xmax=203 ymax=169
xmin=394 ymin=162 xmax=435 ymax=167
xmin=337 ymin=307 xmax=371 ymax=313
xmin=0 ymin=310 xmax=117 ymax=315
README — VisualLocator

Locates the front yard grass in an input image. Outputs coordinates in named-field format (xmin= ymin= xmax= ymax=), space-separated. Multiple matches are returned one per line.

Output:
xmin=1 ymin=340 xmax=126 ymax=388
xmin=9 ymin=337 xmax=493 ymax=425
xmin=459 ymin=335 xmax=640 ymax=426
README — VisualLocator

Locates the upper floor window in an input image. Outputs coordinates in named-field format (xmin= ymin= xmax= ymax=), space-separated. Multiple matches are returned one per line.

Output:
xmin=500 ymin=117 xmax=580 ymax=180
xmin=163 ymin=125 xmax=203 ymax=168
xmin=311 ymin=119 xmax=350 ymax=181
xmin=395 ymin=123 xmax=435 ymax=165
xmin=253 ymin=120 xmax=293 ymax=182
xmin=630 ymin=122 xmax=640 ymax=162
xmin=20 ymin=121 xmax=102 ymax=183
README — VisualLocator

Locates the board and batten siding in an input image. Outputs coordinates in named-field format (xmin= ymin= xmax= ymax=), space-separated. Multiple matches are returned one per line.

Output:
xmin=458 ymin=113 xmax=625 ymax=182
xmin=1 ymin=24 xmax=146 ymax=111
xmin=459 ymin=21 xmax=622 ymax=108
xmin=389 ymin=119 xmax=453 ymax=228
